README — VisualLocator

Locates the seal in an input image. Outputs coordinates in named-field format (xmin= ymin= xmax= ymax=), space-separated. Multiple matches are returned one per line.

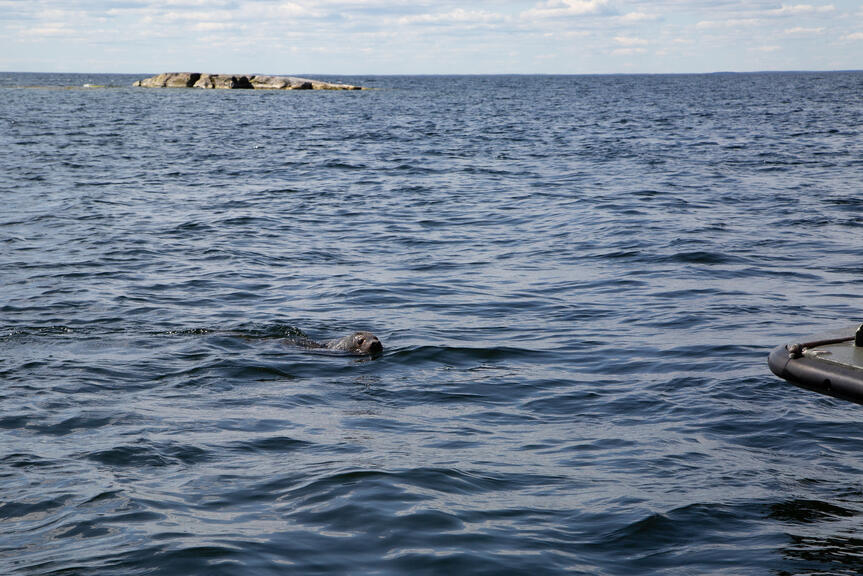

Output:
xmin=323 ymin=331 xmax=383 ymax=356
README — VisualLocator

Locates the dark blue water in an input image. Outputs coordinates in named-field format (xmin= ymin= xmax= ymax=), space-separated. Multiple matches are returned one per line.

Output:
xmin=2 ymin=71 xmax=863 ymax=575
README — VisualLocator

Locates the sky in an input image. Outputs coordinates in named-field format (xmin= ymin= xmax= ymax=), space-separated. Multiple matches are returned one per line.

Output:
xmin=1 ymin=0 xmax=861 ymax=74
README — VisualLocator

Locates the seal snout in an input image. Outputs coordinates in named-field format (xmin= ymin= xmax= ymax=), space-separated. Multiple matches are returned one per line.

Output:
xmin=367 ymin=338 xmax=383 ymax=355
xmin=356 ymin=332 xmax=383 ymax=355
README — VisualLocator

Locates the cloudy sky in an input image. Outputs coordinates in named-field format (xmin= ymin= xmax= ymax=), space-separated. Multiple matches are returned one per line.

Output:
xmin=1 ymin=0 xmax=861 ymax=74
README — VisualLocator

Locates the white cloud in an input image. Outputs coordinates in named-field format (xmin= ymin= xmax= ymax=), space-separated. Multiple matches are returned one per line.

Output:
xmin=611 ymin=35 xmax=647 ymax=55
xmin=843 ymin=31 xmax=863 ymax=40
xmin=236 ymin=2 xmax=320 ymax=20
xmin=20 ymin=24 xmax=71 ymax=38
xmin=398 ymin=9 xmax=506 ymax=26
xmin=523 ymin=0 xmax=611 ymax=19
xmin=192 ymin=22 xmax=233 ymax=31
xmin=784 ymin=26 xmax=825 ymax=35
xmin=161 ymin=0 xmax=231 ymax=6
xmin=159 ymin=10 xmax=235 ymax=22
xmin=36 ymin=8 xmax=76 ymax=19
xmin=107 ymin=1 xmax=319 ymax=24
xmin=614 ymin=35 xmax=647 ymax=46
xmin=696 ymin=18 xmax=762 ymax=29
xmin=767 ymin=4 xmax=835 ymax=15
xmin=619 ymin=12 xmax=657 ymax=23
xmin=611 ymin=47 xmax=647 ymax=55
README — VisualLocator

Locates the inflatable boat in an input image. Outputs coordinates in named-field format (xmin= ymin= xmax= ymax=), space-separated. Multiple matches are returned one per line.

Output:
xmin=768 ymin=324 xmax=863 ymax=405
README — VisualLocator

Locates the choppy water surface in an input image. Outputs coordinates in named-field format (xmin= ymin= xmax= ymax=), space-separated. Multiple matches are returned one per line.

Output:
xmin=2 ymin=72 xmax=863 ymax=575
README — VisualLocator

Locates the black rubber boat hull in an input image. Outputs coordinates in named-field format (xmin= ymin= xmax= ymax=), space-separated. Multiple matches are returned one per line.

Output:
xmin=768 ymin=326 xmax=863 ymax=405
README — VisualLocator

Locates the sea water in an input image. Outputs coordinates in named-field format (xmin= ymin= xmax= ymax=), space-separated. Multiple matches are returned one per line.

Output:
xmin=2 ymin=72 xmax=863 ymax=575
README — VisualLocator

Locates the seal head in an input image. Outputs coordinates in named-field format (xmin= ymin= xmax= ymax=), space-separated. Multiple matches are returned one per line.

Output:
xmin=324 ymin=331 xmax=383 ymax=356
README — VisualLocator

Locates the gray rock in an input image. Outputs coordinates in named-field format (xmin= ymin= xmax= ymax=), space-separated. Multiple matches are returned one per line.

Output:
xmin=249 ymin=75 xmax=291 ymax=89
xmin=192 ymin=74 xmax=253 ymax=89
xmin=134 ymin=73 xmax=363 ymax=90
xmin=133 ymin=72 xmax=201 ymax=88
xmin=192 ymin=74 xmax=217 ymax=89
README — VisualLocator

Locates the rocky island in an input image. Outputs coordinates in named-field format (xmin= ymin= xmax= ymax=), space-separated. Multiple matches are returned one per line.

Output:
xmin=133 ymin=72 xmax=364 ymax=90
